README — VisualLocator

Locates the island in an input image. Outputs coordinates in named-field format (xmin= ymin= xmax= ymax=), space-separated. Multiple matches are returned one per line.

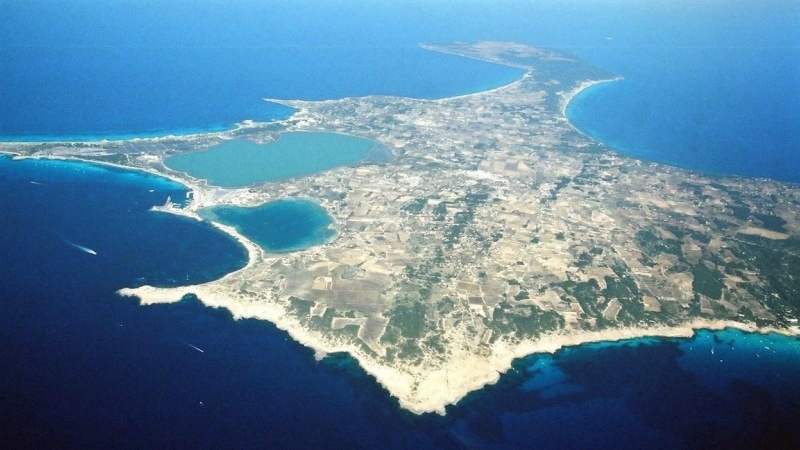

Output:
xmin=3 ymin=42 xmax=799 ymax=415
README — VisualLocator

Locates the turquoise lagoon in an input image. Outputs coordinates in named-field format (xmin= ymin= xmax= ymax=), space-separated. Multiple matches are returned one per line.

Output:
xmin=199 ymin=198 xmax=336 ymax=253
xmin=164 ymin=132 xmax=378 ymax=187
xmin=4 ymin=2 xmax=800 ymax=447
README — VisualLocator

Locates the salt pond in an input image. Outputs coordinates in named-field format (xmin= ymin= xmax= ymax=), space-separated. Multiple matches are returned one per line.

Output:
xmin=165 ymin=132 xmax=379 ymax=187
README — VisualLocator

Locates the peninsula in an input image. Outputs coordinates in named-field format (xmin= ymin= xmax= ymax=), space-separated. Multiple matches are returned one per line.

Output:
xmin=4 ymin=42 xmax=799 ymax=415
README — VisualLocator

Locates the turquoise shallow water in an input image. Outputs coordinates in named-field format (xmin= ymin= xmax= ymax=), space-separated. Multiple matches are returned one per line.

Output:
xmin=164 ymin=132 xmax=376 ymax=187
xmin=565 ymin=47 xmax=800 ymax=182
xmin=3 ymin=155 xmax=800 ymax=448
xmin=4 ymin=1 xmax=800 ymax=447
xmin=3 ymin=1 xmax=797 ymax=181
xmin=0 ymin=0 xmax=524 ymax=141
xmin=199 ymin=198 xmax=336 ymax=253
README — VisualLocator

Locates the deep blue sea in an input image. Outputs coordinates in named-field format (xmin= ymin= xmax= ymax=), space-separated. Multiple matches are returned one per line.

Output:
xmin=1 ymin=160 xmax=798 ymax=448
xmin=2 ymin=0 xmax=798 ymax=181
xmin=3 ymin=1 xmax=800 ymax=448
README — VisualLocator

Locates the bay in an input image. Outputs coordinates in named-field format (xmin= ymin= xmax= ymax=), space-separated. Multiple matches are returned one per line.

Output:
xmin=199 ymin=198 xmax=336 ymax=253
xmin=2 ymin=1 xmax=800 ymax=447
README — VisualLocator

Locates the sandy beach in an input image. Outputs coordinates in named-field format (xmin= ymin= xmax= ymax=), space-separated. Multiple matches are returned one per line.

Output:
xmin=9 ymin=42 xmax=799 ymax=417
xmin=559 ymin=77 xmax=624 ymax=118
xmin=13 ymin=69 xmax=797 ymax=416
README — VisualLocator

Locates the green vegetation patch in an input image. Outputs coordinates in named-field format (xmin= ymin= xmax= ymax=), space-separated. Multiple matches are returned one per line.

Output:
xmin=436 ymin=296 xmax=456 ymax=315
xmin=691 ymin=263 xmax=723 ymax=300
xmin=637 ymin=229 xmax=682 ymax=257
xmin=287 ymin=296 xmax=314 ymax=317
xmin=753 ymin=213 xmax=787 ymax=233
xmin=489 ymin=303 xmax=564 ymax=339
xmin=729 ymin=237 xmax=800 ymax=318
xmin=432 ymin=202 xmax=448 ymax=221
xmin=560 ymin=279 xmax=602 ymax=317
xmin=388 ymin=301 xmax=428 ymax=339
xmin=731 ymin=205 xmax=751 ymax=221
xmin=401 ymin=198 xmax=427 ymax=213
xmin=603 ymin=267 xmax=641 ymax=302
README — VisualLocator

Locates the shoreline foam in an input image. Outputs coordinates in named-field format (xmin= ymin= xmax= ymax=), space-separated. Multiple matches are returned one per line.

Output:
xmin=0 ymin=115 xmax=289 ymax=146
xmin=0 ymin=108 xmax=294 ymax=144
xmin=6 ymin=45 xmax=798 ymax=416
xmin=559 ymin=77 xmax=624 ymax=124
xmin=118 ymin=271 xmax=800 ymax=416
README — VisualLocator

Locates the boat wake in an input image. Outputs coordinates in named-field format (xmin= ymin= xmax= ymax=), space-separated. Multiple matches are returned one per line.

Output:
xmin=182 ymin=341 xmax=205 ymax=353
xmin=61 ymin=237 xmax=97 ymax=255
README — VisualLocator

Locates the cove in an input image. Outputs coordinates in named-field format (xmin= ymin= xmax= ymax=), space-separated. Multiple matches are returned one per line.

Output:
xmin=199 ymin=198 xmax=337 ymax=253
xmin=164 ymin=132 xmax=381 ymax=187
